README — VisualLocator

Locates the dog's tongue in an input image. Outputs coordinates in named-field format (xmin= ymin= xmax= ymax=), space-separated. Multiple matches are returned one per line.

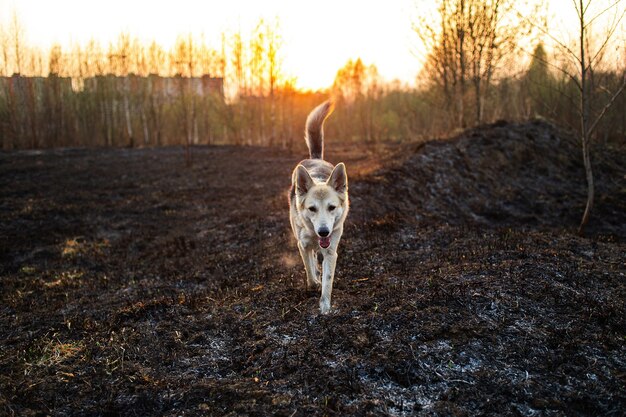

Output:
xmin=319 ymin=237 xmax=331 ymax=248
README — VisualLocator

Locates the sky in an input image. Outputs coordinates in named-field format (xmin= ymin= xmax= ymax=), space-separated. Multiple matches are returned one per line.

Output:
xmin=0 ymin=0 xmax=418 ymax=90
xmin=0 ymin=0 xmax=623 ymax=90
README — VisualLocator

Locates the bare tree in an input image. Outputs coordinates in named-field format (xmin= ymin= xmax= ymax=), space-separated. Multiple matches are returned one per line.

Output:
xmin=146 ymin=41 xmax=166 ymax=145
xmin=332 ymin=58 xmax=382 ymax=140
xmin=250 ymin=20 xmax=266 ymax=145
xmin=528 ymin=0 xmax=626 ymax=233
xmin=415 ymin=0 xmax=470 ymax=128
xmin=0 ymin=25 xmax=10 ymax=76
xmin=10 ymin=10 xmax=24 ymax=75
xmin=45 ymin=44 xmax=64 ymax=147
xmin=172 ymin=35 xmax=198 ymax=165
xmin=110 ymin=33 xmax=135 ymax=147
xmin=230 ymin=29 xmax=246 ymax=144
xmin=0 ymin=23 xmax=15 ymax=148
xmin=414 ymin=0 xmax=531 ymax=127
xmin=266 ymin=20 xmax=280 ymax=146
xmin=572 ymin=0 xmax=626 ymax=233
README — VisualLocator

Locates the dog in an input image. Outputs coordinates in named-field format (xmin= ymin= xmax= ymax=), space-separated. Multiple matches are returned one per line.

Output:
xmin=289 ymin=100 xmax=349 ymax=314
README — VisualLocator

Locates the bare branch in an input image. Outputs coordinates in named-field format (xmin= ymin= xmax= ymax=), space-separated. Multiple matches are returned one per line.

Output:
xmin=584 ymin=0 xmax=623 ymax=29
xmin=588 ymin=6 xmax=626 ymax=67
xmin=582 ymin=0 xmax=593 ymax=17
xmin=573 ymin=0 xmax=582 ymax=20
xmin=587 ymin=73 xmax=626 ymax=137
xmin=516 ymin=7 xmax=582 ymax=65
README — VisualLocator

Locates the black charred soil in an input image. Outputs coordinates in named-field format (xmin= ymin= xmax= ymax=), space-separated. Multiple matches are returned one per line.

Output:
xmin=1 ymin=120 xmax=624 ymax=416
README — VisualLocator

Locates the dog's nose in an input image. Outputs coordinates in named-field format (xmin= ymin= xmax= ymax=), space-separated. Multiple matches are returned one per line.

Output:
xmin=318 ymin=227 xmax=330 ymax=237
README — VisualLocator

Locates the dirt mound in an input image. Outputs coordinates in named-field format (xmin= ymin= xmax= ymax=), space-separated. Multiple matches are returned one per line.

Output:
xmin=355 ymin=120 xmax=625 ymax=237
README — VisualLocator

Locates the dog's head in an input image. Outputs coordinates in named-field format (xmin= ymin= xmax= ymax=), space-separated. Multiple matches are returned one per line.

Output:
xmin=294 ymin=163 xmax=348 ymax=248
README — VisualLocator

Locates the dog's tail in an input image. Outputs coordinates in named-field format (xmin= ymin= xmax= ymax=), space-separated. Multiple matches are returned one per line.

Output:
xmin=305 ymin=100 xmax=334 ymax=159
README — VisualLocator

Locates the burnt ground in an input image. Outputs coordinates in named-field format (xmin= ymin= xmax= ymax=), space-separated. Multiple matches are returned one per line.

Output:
xmin=0 ymin=120 xmax=624 ymax=416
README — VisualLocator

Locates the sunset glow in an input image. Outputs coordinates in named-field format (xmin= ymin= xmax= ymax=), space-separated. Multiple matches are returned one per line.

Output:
xmin=1 ymin=0 xmax=417 ymax=90
xmin=1 ymin=0 xmax=624 ymax=90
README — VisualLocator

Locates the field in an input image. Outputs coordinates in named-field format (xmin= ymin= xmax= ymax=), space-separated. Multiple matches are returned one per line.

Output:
xmin=1 ymin=120 xmax=624 ymax=416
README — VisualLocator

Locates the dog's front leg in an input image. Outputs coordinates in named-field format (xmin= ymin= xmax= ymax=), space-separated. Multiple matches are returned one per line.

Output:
xmin=319 ymin=249 xmax=338 ymax=314
xmin=298 ymin=241 xmax=319 ymax=289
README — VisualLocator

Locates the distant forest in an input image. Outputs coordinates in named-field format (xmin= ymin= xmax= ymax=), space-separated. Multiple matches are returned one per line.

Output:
xmin=1 ymin=1 xmax=625 ymax=150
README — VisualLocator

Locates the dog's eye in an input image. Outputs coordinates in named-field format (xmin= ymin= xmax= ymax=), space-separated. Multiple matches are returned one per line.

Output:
xmin=308 ymin=206 xmax=317 ymax=213
xmin=328 ymin=205 xmax=336 ymax=211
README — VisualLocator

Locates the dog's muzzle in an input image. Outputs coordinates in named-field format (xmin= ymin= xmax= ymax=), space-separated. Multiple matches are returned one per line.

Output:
xmin=318 ymin=227 xmax=331 ymax=248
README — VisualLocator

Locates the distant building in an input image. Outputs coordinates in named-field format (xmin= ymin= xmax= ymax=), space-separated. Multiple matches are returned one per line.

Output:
xmin=1 ymin=73 xmax=224 ymax=102
xmin=81 ymin=74 xmax=224 ymax=100
xmin=0 ymin=74 xmax=73 ymax=95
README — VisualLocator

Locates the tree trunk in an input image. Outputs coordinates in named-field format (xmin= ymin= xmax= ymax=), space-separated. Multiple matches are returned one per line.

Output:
xmin=141 ymin=108 xmax=149 ymax=145
xmin=577 ymin=0 xmax=592 ymax=235
xmin=123 ymin=93 xmax=133 ymax=147
xmin=27 ymin=79 xmax=38 ymax=148
xmin=474 ymin=77 xmax=482 ymax=125
xmin=105 ymin=100 xmax=113 ymax=147
xmin=578 ymin=134 xmax=594 ymax=234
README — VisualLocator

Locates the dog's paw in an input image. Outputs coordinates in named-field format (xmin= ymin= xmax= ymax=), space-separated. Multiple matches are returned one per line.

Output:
xmin=319 ymin=300 xmax=331 ymax=315
xmin=307 ymin=277 xmax=321 ymax=288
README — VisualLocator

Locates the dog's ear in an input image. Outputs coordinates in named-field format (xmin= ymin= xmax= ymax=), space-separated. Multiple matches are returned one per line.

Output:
xmin=327 ymin=163 xmax=347 ymax=194
xmin=295 ymin=165 xmax=314 ymax=196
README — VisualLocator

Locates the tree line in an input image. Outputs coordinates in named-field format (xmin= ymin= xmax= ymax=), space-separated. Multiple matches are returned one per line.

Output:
xmin=0 ymin=17 xmax=327 ymax=152
xmin=0 ymin=3 xmax=624 ymax=154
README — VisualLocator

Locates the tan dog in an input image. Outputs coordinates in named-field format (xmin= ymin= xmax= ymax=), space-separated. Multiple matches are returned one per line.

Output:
xmin=289 ymin=101 xmax=349 ymax=314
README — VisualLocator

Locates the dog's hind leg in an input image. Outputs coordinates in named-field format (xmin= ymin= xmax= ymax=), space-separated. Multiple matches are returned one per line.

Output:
xmin=319 ymin=250 xmax=338 ymax=314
